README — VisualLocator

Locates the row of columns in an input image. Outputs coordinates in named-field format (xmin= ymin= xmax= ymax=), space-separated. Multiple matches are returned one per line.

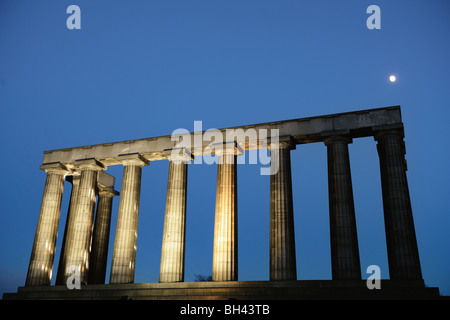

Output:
xmin=26 ymin=129 xmax=422 ymax=287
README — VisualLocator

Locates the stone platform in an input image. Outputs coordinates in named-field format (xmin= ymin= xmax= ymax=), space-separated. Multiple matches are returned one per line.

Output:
xmin=2 ymin=280 xmax=441 ymax=300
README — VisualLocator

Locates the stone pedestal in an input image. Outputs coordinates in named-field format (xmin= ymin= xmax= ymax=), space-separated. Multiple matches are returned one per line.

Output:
xmin=7 ymin=279 xmax=440 ymax=300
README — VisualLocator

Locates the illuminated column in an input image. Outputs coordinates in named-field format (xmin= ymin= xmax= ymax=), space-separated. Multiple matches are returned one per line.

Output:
xmin=269 ymin=136 xmax=297 ymax=281
xmin=159 ymin=150 xmax=192 ymax=283
xmin=324 ymin=135 xmax=361 ymax=280
xmin=212 ymin=142 xmax=242 ymax=281
xmin=55 ymin=175 xmax=80 ymax=286
xmin=62 ymin=159 xmax=104 ymax=285
xmin=88 ymin=186 xmax=119 ymax=284
xmin=110 ymin=153 xmax=149 ymax=284
xmin=26 ymin=162 xmax=67 ymax=287
xmin=375 ymin=129 xmax=422 ymax=280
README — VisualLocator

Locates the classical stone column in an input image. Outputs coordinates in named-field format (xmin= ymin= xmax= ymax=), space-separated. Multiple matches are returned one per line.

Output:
xmin=212 ymin=142 xmax=241 ymax=281
xmin=26 ymin=162 xmax=67 ymax=287
xmin=375 ymin=129 xmax=422 ymax=280
xmin=269 ymin=136 xmax=297 ymax=281
xmin=110 ymin=153 xmax=149 ymax=284
xmin=159 ymin=154 xmax=190 ymax=283
xmin=88 ymin=186 xmax=119 ymax=284
xmin=55 ymin=175 xmax=80 ymax=286
xmin=61 ymin=159 xmax=104 ymax=285
xmin=324 ymin=135 xmax=361 ymax=280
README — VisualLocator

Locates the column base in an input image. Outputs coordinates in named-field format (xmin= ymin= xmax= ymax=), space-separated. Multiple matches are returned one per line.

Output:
xmin=3 ymin=279 xmax=441 ymax=300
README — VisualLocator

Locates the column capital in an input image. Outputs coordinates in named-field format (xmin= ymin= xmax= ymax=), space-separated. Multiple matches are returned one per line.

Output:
xmin=40 ymin=162 xmax=68 ymax=175
xmin=162 ymin=147 xmax=194 ymax=163
xmin=98 ymin=171 xmax=115 ymax=188
xmin=373 ymin=129 xmax=404 ymax=141
xmin=74 ymin=158 xmax=105 ymax=171
xmin=323 ymin=135 xmax=353 ymax=146
xmin=268 ymin=135 xmax=296 ymax=150
xmin=212 ymin=141 xmax=244 ymax=156
xmin=98 ymin=185 xmax=120 ymax=198
xmin=117 ymin=153 xmax=149 ymax=167
xmin=65 ymin=174 xmax=80 ymax=184
xmin=372 ymin=123 xmax=404 ymax=140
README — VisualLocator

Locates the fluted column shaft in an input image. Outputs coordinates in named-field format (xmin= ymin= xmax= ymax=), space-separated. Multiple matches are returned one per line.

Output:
xmin=61 ymin=159 xmax=104 ymax=285
xmin=159 ymin=161 xmax=188 ymax=282
xmin=269 ymin=138 xmax=297 ymax=281
xmin=325 ymin=136 xmax=361 ymax=280
xmin=88 ymin=187 xmax=118 ymax=284
xmin=212 ymin=144 xmax=239 ymax=281
xmin=56 ymin=175 xmax=80 ymax=285
xmin=26 ymin=163 xmax=67 ymax=286
xmin=110 ymin=154 xmax=148 ymax=284
xmin=375 ymin=129 xmax=422 ymax=280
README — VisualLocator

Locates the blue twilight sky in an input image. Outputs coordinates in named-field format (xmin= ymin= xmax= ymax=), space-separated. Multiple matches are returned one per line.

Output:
xmin=0 ymin=0 xmax=449 ymax=296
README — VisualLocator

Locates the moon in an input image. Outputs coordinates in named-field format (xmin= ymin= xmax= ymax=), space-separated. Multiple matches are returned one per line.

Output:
xmin=389 ymin=75 xmax=397 ymax=82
